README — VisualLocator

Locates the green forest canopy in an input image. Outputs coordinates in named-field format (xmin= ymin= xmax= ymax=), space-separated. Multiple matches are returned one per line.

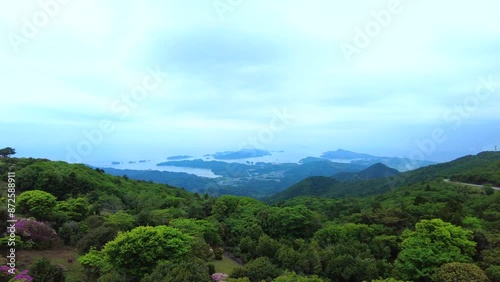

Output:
xmin=0 ymin=152 xmax=499 ymax=281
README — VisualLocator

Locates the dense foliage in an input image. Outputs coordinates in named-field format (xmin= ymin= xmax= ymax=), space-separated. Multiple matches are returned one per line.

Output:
xmin=0 ymin=152 xmax=499 ymax=281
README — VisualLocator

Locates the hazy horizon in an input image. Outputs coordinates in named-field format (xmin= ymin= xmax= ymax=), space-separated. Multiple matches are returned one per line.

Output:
xmin=1 ymin=1 xmax=499 ymax=164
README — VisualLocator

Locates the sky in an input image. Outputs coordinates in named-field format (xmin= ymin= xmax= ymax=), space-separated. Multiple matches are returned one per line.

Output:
xmin=0 ymin=0 xmax=499 ymax=164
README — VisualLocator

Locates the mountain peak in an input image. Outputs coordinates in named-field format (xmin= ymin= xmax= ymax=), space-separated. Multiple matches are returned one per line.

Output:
xmin=332 ymin=162 xmax=400 ymax=182
xmin=360 ymin=162 xmax=400 ymax=176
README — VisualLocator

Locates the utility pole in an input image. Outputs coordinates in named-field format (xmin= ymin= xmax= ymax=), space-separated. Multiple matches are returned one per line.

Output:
xmin=495 ymin=145 xmax=497 ymax=152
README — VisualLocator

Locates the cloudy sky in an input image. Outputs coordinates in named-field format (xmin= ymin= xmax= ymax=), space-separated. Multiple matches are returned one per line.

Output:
xmin=0 ymin=0 xmax=499 ymax=163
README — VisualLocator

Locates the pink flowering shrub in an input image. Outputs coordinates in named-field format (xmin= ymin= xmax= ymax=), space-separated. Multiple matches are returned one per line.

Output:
xmin=14 ymin=219 xmax=57 ymax=249
xmin=0 ymin=266 xmax=33 ymax=282
xmin=211 ymin=272 xmax=229 ymax=282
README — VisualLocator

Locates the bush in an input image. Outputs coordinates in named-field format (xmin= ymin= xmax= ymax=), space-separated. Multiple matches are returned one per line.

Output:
xmin=58 ymin=221 xmax=81 ymax=245
xmin=15 ymin=219 xmax=58 ymax=249
xmin=55 ymin=197 xmax=90 ymax=222
xmin=29 ymin=257 xmax=65 ymax=282
xmin=0 ymin=266 xmax=33 ymax=282
xmin=141 ymin=259 xmax=211 ymax=282
xmin=207 ymin=264 xmax=216 ymax=275
xmin=214 ymin=247 xmax=224 ymax=260
xmin=211 ymin=273 xmax=228 ymax=282
xmin=486 ymin=266 xmax=500 ymax=282
xmin=273 ymin=271 xmax=326 ymax=281
xmin=433 ymin=262 xmax=489 ymax=282
xmin=78 ymin=248 xmax=106 ymax=282
xmin=76 ymin=226 xmax=118 ymax=254
xmin=82 ymin=215 xmax=106 ymax=229
xmin=231 ymin=257 xmax=282 ymax=282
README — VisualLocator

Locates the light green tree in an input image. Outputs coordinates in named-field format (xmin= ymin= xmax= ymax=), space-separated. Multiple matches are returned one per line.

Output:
xmin=106 ymin=211 xmax=136 ymax=231
xmin=55 ymin=197 xmax=89 ymax=221
xmin=17 ymin=190 xmax=57 ymax=220
xmin=101 ymin=225 xmax=192 ymax=280
xmin=395 ymin=219 xmax=476 ymax=281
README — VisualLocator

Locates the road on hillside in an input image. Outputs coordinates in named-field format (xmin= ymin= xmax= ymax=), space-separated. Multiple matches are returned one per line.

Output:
xmin=443 ymin=179 xmax=500 ymax=190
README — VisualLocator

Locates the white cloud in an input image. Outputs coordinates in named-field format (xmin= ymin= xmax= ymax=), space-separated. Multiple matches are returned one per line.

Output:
xmin=0 ymin=0 xmax=499 ymax=162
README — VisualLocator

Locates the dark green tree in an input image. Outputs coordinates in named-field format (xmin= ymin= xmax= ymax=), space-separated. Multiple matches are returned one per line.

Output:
xmin=29 ymin=257 xmax=65 ymax=282
xmin=0 ymin=147 xmax=15 ymax=157
xmin=141 ymin=259 xmax=211 ymax=282
xmin=231 ymin=257 xmax=282 ymax=282
xmin=274 ymin=271 xmax=326 ymax=281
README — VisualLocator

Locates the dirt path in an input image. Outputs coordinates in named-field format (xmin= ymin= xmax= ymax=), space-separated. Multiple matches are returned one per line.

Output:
xmin=443 ymin=179 xmax=500 ymax=190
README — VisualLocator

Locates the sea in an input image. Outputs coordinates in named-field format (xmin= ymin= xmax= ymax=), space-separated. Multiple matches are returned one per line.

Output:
xmin=86 ymin=151 xmax=311 ymax=178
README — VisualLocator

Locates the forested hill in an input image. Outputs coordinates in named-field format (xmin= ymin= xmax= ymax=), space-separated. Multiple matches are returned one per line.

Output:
xmin=332 ymin=163 xmax=400 ymax=182
xmin=268 ymin=151 xmax=500 ymax=204
xmin=399 ymin=151 xmax=500 ymax=185
xmin=0 ymin=153 xmax=499 ymax=281
xmin=0 ymin=157 xmax=194 ymax=201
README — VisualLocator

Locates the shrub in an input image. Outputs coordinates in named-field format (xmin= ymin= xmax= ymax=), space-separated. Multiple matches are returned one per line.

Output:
xmin=29 ymin=258 xmax=65 ymax=282
xmin=15 ymin=219 xmax=57 ymax=249
xmin=141 ymin=259 xmax=211 ymax=282
xmin=58 ymin=221 xmax=81 ymax=245
xmin=76 ymin=226 xmax=118 ymax=254
xmin=207 ymin=264 xmax=216 ymax=275
xmin=0 ymin=266 xmax=33 ymax=282
xmin=211 ymin=273 xmax=228 ymax=282
xmin=433 ymin=262 xmax=489 ymax=282
xmin=231 ymin=257 xmax=282 ymax=282
xmin=486 ymin=266 xmax=500 ymax=282
xmin=17 ymin=190 xmax=57 ymax=221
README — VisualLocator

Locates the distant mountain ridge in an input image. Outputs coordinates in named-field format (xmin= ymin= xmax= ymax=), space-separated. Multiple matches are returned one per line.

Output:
xmin=212 ymin=149 xmax=271 ymax=160
xmin=94 ymin=149 xmax=438 ymax=199
xmin=267 ymin=151 xmax=500 ymax=204
xmin=320 ymin=149 xmax=436 ymax=171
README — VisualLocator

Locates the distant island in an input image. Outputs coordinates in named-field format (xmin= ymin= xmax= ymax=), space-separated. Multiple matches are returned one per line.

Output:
xmin=111 ymin=161 xmax=121 ymax=165
xmin=167 ymin=155 xmax=193 ymax=161
xmin=212 ymin=149 xmax=271 ymax=160
xmin=320 ymin=149 xmax=374 ymax=159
